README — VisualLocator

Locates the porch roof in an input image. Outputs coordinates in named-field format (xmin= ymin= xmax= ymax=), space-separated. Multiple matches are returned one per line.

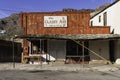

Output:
xmin=15 ymin=34 xmax=120 ymax=41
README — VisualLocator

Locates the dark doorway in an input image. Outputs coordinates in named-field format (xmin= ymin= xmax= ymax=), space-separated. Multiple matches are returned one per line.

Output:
xmin=66 ymin=41 xmax=89 ymax=56
xmin=66 ymin=40 xmax=90 ymax=64
xmin=109 ymin=40 xmax=115 ymax=62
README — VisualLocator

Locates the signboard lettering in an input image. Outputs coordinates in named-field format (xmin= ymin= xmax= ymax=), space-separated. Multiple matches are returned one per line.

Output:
xmin=44 ymin=16 xmax=67 ymax=27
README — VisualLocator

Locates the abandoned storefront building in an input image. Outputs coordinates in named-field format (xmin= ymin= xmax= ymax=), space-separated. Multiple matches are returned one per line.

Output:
xmin=17 ymin=11 xmax=120 ymax=64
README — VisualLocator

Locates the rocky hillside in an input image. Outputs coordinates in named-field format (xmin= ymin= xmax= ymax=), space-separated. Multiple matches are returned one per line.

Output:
xmin=0 ymin=13 xmax=20 ymax=28
xmin=0 ymin=13 xmax=23 ymax=40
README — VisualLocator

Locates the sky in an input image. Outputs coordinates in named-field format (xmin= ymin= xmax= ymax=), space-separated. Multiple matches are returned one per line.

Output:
xmin=0 ymin=0 xmax=115 ymax=18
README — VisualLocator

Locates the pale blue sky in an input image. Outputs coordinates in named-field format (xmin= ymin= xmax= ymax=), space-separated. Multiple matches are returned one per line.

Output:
xmin=0 ymin=0 xmax=115 ymax=18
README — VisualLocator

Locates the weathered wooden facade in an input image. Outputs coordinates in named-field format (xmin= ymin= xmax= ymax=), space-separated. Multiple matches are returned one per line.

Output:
xmin=19 ymin=11 xmax=112 ymax=64
xmin=20 ymin=12 xmax=110 ymax=35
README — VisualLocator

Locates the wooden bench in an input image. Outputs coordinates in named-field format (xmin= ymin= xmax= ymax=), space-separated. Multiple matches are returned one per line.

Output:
xmin=23 ymin=54 xmax=41 ymax=64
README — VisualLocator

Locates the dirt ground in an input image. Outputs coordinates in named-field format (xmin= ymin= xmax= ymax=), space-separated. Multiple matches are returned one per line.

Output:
xmin=0 ymin=63 xmax=120 ymax=80
xmin=0 ymin=70 xmax=120 ymax=80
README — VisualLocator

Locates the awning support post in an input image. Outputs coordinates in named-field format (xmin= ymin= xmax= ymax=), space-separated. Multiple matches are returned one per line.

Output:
xmin=48 ymin=39 xmax=50 ymax=65
xmin=40 ymin=39 xmax=42 ymax=67
xmin=12 ymin=37 xmax=15 ymax=68
xmin=82 ymin=41 xmax=84 ymax=70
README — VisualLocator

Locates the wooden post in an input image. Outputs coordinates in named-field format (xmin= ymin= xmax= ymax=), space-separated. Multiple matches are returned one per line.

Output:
xmin=45 ymin=40 xmax=48 ymax=64
xmin=77 ymin=44 xmax=79 ymax=56
xmin=12 ymin=38 xmax=15 ymax=68
xmin=82 ymin=41 xmax=84 ymax=69
xmin=48 ymin=40 xmax=50 ymax=64
xmin=40 ymin=39 xmax=42 ymax=67
xmin=21 ymin=52 xmax=24 ymax=63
